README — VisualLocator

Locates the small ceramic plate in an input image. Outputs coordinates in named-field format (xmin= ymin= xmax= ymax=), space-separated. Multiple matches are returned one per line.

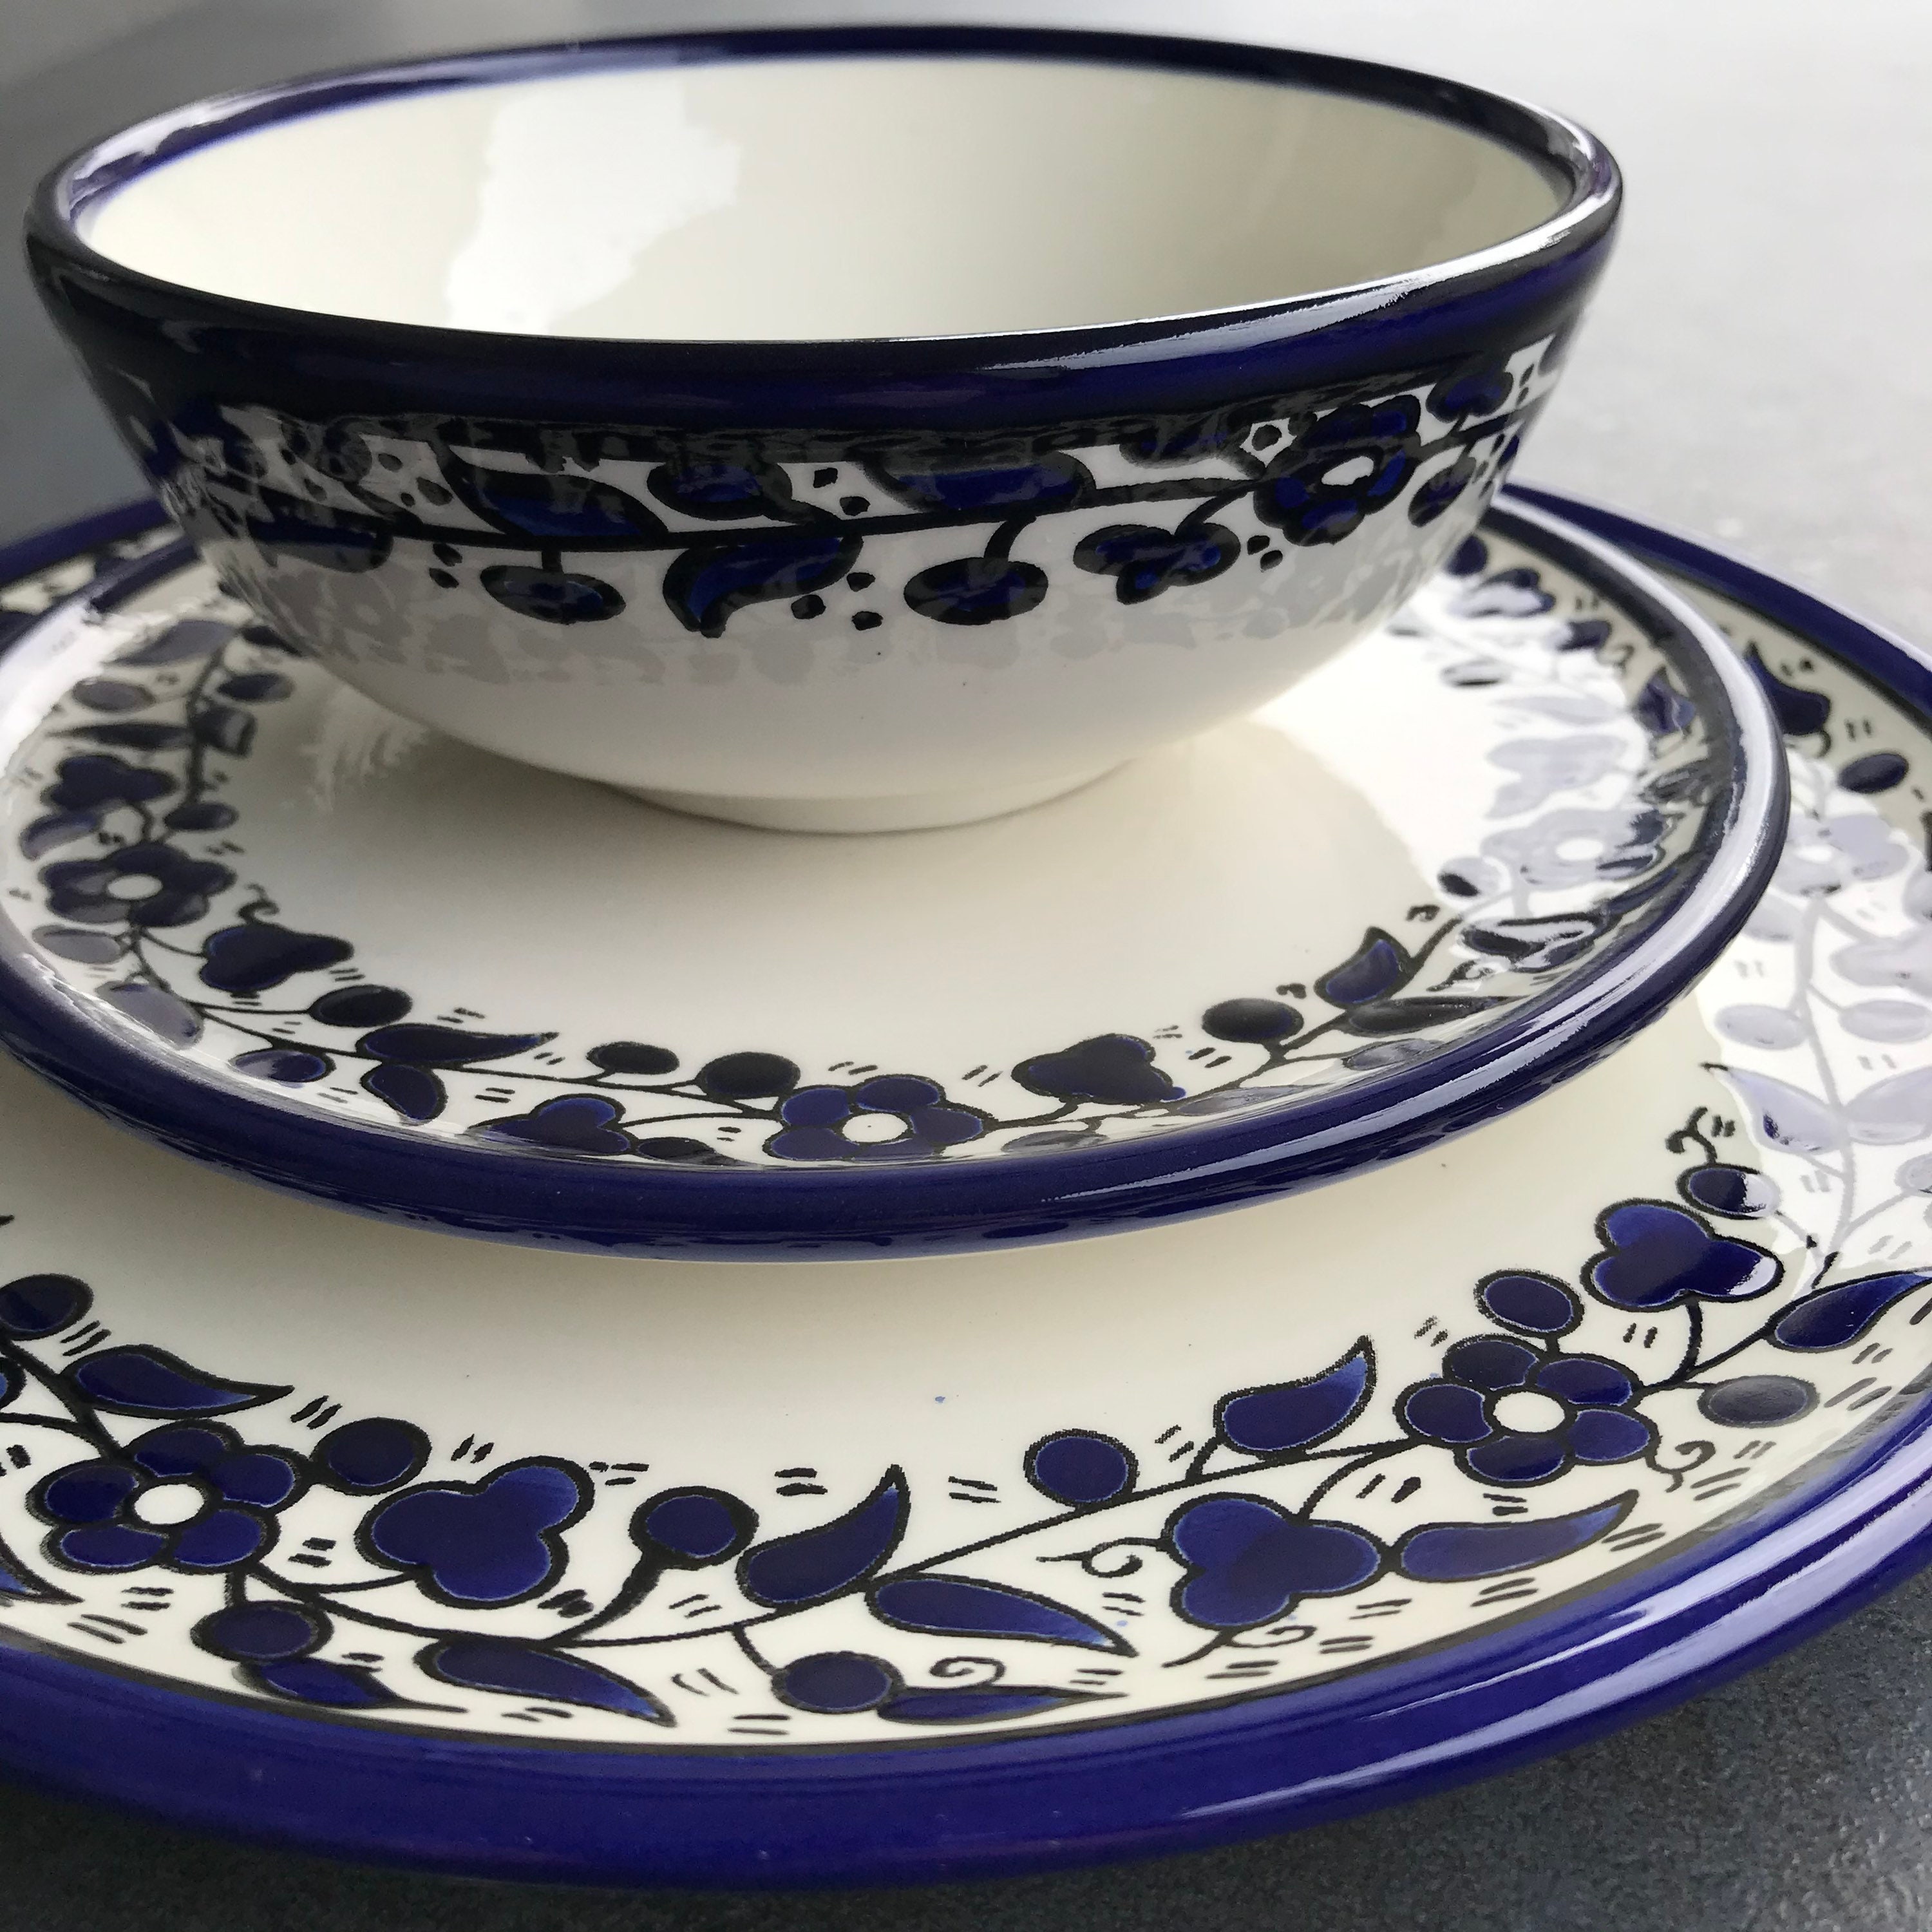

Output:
xmin=0 ymin=498 xmax=1781 ymax=1255
xmin=0 ymin=491 xmax=1920 ymax=1886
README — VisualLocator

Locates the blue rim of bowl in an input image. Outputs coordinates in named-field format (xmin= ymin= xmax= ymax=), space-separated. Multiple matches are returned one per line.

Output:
xmin=24 ymin=24 xmax=1620 ymax=431
xmin=0 ymin=496 xmax=1789 ymax=1258
xmin=0 ymin=495 xmax=1777 ymax=1252
xmin=0 ymin=491 xmax=1912 ymax=1886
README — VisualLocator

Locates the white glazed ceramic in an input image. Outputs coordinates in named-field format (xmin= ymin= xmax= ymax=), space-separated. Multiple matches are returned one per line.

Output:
xmin=0 ymin=497 xmax=1924 ymax=1888
xmin=29 ymin=28 xmax=1620 ymax=829
xmin=81 ymin=57 xmax=1562 ymax=340
xmin=0 ymin=504 xmax=1783 ymax=1253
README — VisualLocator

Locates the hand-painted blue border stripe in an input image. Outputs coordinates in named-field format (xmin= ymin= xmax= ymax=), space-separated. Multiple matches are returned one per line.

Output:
xmin=26 ymin=24 xmax=1620 ymax=431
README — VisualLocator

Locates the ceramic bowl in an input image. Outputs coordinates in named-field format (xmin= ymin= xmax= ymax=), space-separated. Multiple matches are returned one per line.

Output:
xmin=26 ymin=25 xmax=1621 ymax=832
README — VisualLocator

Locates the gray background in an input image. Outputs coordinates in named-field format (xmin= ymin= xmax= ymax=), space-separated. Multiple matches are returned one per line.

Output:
xmin=0 ymin=1 xmax=1927 ymax=1925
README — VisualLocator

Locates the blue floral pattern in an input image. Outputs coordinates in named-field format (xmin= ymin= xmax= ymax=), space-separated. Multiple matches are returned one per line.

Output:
xmin=11 ymin=530 xmax=1721 ymax=1170
xmin=32 ymin=1423 xmax=305 ymax=1573
xmin=146 ymin=337 xmax=1557 ymax=653
xmin=1400 ymin=1335 xmax=1655 ymax=1485
xmin=2 ymin=523 xmax=1927 ymax=1748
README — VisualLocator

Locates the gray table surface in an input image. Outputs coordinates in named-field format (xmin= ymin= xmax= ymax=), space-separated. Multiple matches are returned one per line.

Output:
xmin=0 ymin=1 xmax=1927 ymax=1924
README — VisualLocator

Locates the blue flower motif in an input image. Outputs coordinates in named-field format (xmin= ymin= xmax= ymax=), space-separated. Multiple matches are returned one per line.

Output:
xmin=41 ymin=842 xmax=234 ymax=929
xmin=33 ymin=1423 xmax=305 ymax=1572
xmin=1399 ymin=1337 xmax=1655 ymax=1486
xmin=361 ymin=1459 xmax=589 ymax=1605
xmin=766 ymin=1076 xmax=985 ymax=1163
xmin=1253 ymin=397 xmax=1421 ymax=547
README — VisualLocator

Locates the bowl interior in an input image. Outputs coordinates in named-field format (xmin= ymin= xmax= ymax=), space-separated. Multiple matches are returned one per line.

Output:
xmin=76 ymin=49 xmax=1566 ymax=341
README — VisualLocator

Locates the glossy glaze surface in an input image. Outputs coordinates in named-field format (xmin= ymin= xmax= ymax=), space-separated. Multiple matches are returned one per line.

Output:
xmin=27 ymin=27 xmax=1619 ymax=824
xmin=0 ymin=502 xmax=1783 ymax=1253
xmin=0 ymin=497 xmax=1917 ymax=1886
xmin=80 ymin=55 xmax=1560 ymax=339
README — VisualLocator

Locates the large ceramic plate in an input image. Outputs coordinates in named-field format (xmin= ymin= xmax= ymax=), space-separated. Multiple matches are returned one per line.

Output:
xmin=0 ymin=497 xmax=1780 ymax=1255
xmin=0 ymin=490 xmax=1920 ymax=1888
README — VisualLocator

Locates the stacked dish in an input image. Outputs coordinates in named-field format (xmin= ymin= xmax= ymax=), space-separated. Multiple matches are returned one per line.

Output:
xmin=0 ymin=23 xmax=1924 ymax=1889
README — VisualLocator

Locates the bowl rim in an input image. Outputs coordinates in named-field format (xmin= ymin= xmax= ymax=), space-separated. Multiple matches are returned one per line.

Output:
xmin=0 ymin=493 xmax=1788 ymax=1259
xmin=26 ymin=22 xmax=1620 ymax=407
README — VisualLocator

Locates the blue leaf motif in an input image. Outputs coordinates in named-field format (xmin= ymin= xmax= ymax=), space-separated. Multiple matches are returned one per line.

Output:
xmin=21 ymin=812 xmax=99 ymax=859
xmin=1844 ymin=1067 xmax=1932 ymax=1145
xmin=1772 ymin=1271 xmax=1932 ymax=1350
xmin=66 ymin=1345 xmax=290 ymax=1417
xmin=102 ymin=981 xmax=201 ymax=1046
xmin=64 ymin=721 xmax=189 ymax=751
xmin=738 ymin=1468 xmax=907 ymax=1607
xmin=869 ymin=1575 xmax=1128 ymax=1653
xmin=1397 ymin=1492 xmax=1634 ymax=1581
xmin=113 ymin=618 xmax=232 ymax=667
xmin=1633 ymin=672 xmax=1696 ymax=738
xmin=867 ymin=451 xmax=1091 ymax=515
xmin=480 ymin=567 xmax=625 ymax=626
xmin=249 ymin=1658 xmax=419 ymax=1709
xmin=421 ymin=1640 xmax=671 ymax=1722
xmin=358 ymin=1025 xmax=553 ymax=1067
xmin=1215 ymin=1341 xmax=1372 ymax=1456
xmin=1340 ymin=994 xmax=1503 ymax=1038
xmin=1317 ymin=929 xmax=1410 ymax=1006
xmin=361 ymin=1062 xmax=446 ymax=1122
xmin=1745 ymin=646 xmax=1831 ymax=737
xmin=663 ymin=533 xmax=860 ymax=638
xmin=649 ymin=460 xmax=795 ymax=521
xmin=32 ymin=927 xmax=122 ymax=965
xmin=881 ymin=1687 xmax=1101 ymax=1726
xmin=1720 ymin=1068 xmax=1846 ymax=1155
xmin=446 ymin=459 xmax=665 ymax=543
xmin=0 ymin=1528 xmax=75 ymax=1604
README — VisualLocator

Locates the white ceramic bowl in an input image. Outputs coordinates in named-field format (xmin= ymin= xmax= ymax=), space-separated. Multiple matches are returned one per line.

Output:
xmin=30 ymin=26 xmax=1620 ymax=831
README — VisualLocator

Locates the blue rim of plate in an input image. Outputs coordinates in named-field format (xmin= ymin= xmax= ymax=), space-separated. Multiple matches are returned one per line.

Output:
xmin=0 ymin=488 xmax=1908 ymax=1887
xmin=0 ymin=498 xmax=1787 ymax=1257
xmin=27 ymin=24 xmax=1618 ymax=433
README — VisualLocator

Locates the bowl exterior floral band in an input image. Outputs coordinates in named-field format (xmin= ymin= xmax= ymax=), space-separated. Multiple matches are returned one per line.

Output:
xmin=86 ymin=334 xmax=1563 ymax=688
